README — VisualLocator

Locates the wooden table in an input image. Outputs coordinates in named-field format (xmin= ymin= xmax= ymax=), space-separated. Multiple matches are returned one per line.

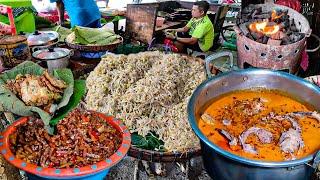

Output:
xmin=99 ymin=8 xmax=125 ymax=34
xmin=155 ymin=21 xmax=183 ymax=32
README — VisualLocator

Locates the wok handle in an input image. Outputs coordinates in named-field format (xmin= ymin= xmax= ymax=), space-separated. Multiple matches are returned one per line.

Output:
xmin=306 ymin=34 xmax=320 ymax=53
xmin=205 ymin=51 xmax=234 ymax=78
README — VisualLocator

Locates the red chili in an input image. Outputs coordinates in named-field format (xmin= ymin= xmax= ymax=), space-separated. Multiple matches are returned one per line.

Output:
xmin=48 ymin=162 xmax=55 ymax=168
xmin=82 ymin=115 xmax=90 ymax=122
xmin=71 ymin=155 xmax=77 ymax=163
xmin=89 ymin=129 xmax=99 ymax=141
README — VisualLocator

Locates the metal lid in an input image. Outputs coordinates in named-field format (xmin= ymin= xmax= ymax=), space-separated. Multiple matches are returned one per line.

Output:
xmin=27 ymin=31 xmax=59 ymax=47
xmin=32 ymin=47 xmax=70 ymax=60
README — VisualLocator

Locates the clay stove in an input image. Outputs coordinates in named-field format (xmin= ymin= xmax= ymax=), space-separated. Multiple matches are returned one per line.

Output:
xmin=235 ymin=3 xmax=311 ymax=73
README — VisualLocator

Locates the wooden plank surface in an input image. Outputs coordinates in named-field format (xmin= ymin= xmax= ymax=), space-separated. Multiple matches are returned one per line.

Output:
xmin=155 ymin=21 xmax=183 ymax=32
xmin=126 ymin=4 xmax=158 ymax=44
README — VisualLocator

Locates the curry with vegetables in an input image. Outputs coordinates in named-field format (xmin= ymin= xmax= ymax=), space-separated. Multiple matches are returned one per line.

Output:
xmin=198 ymin=89 xmax=320 ymax=161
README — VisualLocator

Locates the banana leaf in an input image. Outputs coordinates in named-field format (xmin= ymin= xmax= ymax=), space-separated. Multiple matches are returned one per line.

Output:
xmin=53 ymin=25 xmax=72 ymax=43
xmin=131 ymin=132 xmax=165 ymax=152
xmin=0 ymin=61 xmax=74 ymax=134
xmin=50 ymin=80 xmax=86 ymax=126
xmin=73 ymin=26 xmax=120 ymax=45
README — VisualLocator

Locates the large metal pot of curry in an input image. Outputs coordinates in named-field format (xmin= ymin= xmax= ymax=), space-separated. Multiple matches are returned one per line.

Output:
xmin=188 ymin=65 xmax=320 ymax=179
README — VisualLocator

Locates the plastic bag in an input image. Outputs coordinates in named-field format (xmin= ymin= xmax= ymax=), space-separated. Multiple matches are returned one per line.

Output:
xmin=31 ymin=0 xmax=56 ymax=13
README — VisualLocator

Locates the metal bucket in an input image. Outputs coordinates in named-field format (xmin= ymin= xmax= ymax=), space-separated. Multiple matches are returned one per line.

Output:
xmin=187 ymin=67 xmax=320 ymax=180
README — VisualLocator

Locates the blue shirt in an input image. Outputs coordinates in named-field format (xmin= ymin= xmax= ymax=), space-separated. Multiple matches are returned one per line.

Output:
xmin=50 ymin=0 xmax=101 ymax=27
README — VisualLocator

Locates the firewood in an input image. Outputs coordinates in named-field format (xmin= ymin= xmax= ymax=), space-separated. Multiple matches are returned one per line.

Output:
xmin=281 ymin=36 xmax=291 ymax=45
xmin=239 ymin=23 xmax=250 ymax=36
xmin=290 ymin=32 xmax=304 ymax=43
xmin=262 ymin=36 xmax=269 ymax=44
xmin=278 ymin=22 xmax=287 ymax=30
xmin=254 ymin=14 xmax=271 ymax=19
xmin=270 ymin=32 xmax=281 ymax=40
xmin=251 ymin=31 xmax=264 ymax=40
xmin=250 ymin=7 xmax=262 ymax=19
xmin=267 ymin=39 xmax=282 ymax=46
xmin=238 ymin=6 xmax=305 ymax=46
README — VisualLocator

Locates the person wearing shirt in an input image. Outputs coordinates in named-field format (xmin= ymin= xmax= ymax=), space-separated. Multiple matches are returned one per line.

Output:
xmin=50 ymin=0 xmax=101 ymax=28
xmin=165 ymin=1 xmax=214 ymax=53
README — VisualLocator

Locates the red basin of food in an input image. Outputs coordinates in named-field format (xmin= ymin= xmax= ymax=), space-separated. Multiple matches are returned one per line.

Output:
xmin=0 ymin=112 xmax=131 ymax=179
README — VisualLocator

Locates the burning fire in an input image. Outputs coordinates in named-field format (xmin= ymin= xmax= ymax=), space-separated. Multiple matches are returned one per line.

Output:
xmin=271 ymin=10 xmax=284 ymax=21
xmin=249 ymin=10 xmax=283 ymax=36
xmin=249 ymin=21 xmax=280 ymax=35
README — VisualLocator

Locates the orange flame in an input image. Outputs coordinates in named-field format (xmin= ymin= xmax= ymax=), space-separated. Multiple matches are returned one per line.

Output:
xmin=271 ymin=10 xmax=284 ymax=21
xmin=248 ymin=10 xmax=284 ymax=36
xmin=249 ymin=21 xmax=280 ymax=35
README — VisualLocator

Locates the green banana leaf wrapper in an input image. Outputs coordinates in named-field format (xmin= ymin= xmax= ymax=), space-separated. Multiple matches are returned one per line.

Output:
xmin=50 ymin=80 xmax=86 ymax=126
xmin=53 ymin=25 xmax=72 ymax=43
xmin=0 ymin=61 xmax=74 ymax=133
xmin=72 ymin=26 xmax=121 ymax=45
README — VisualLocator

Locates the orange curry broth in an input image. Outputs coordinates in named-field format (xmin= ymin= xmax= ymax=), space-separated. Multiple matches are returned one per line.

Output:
xmin=197 ymin=89 xmax=320 ymax=161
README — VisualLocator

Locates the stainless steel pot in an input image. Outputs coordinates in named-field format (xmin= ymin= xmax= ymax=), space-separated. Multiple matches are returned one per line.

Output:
xmin=187 ymin=59 xmax=320 ymax=180
xmin=26 ymin=30 xmax=59 ymax=51
xmin=32 ymin=47 xmax=73 ymax=73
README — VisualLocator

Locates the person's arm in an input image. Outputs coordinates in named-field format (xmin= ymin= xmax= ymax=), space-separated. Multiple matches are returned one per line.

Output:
xmin=56 ymin=0 xmax=65 ymax=25
xmin=174 ymin=26 xmax=190 ymax=33
xmin=176 ymin=36 xmax=198 ymax=45
xmin=166 ymin=19 xmax=191 ymax=33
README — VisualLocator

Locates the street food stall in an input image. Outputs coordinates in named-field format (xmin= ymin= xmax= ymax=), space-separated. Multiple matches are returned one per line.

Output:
xmin=0 ymin=0 xmax=319 ymax=180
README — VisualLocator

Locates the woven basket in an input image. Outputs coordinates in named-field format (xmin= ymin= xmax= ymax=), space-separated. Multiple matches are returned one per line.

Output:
xmin=65 ymin=33 xmax=123 ymax=52
xmin=128 ymin=146 xmax=201 ymax=162
xmin=73 ymin=54 xmax=207 ymax=163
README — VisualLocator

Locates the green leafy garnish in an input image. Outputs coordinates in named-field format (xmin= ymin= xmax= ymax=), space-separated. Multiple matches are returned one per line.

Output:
xmin=131 ymin=132 xmax=165 ymax=152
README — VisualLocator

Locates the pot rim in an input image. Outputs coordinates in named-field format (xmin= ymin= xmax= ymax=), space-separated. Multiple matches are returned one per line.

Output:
xmin=188 ymin=68 xmax=320 ymax=168
xmin=27 ymin=31 xmax=59 ymax=47
xmin=0 ymin=112 xmax=131 ymax=178
xmin=32 ymin=48 xmax=72 ymax=62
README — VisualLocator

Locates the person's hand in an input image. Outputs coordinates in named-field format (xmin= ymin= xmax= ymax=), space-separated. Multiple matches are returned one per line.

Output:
xmin=165 ymin=29 xmax=174 ymax=33
xmin=166 ymin=33 xmax=176 ymax=40
xmin=56 ymin=20 xmax=64 ymax=26
xmin=164 ymin=29 xmax=176 ymax=36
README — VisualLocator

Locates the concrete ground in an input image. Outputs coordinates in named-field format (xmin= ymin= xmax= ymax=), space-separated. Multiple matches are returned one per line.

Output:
xmin=107 ymin=156 xmax=320 ymax=180
xmin=107 ymin=157 xmax=212 ymax=180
